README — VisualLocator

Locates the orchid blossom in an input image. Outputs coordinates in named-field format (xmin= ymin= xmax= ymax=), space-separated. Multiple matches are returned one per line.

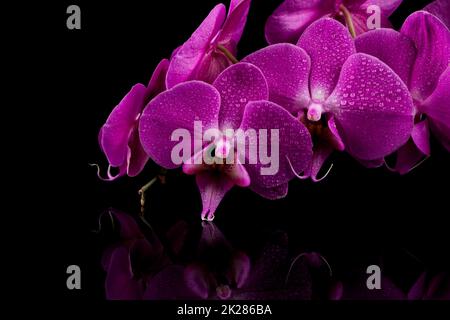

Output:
xmin=96 ymin=59 xmax=168 ymax=180
xmin=265 ymin=0 xmax=403 ymax=44
xmin=355 ymin=11 xmax=450 ymax=173
xmin=139 ymin=63 xmax=313 ymax=220
xmin=244 ymin=18 xmax=414 ymax=180
xmin=166 ymin=0 xmax=251 ymax=88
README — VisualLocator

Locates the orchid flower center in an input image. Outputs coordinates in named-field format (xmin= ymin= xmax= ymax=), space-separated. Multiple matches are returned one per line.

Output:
xmin=214 ymin=137 xmax=232 ymax=159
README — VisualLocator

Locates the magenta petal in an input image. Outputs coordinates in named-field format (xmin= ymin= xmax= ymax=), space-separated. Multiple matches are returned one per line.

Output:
xmin=239 ymin=101 xmax=313 ymax=189
xmin=328 ymin=116 xmax=345 ymax=151
xmin=251 ymin=183 xmax=289 ymax=200
xmin=346 ymin=0 xmax=403 ymax=35
xmin=213 ymin=63 xmax=269 ymax=130
xmin=105 ymin=246 xmax=143 ymax=300
xmin=401 ymin=11 xmax=450 ymax=102
xmin=166 ymin=4 xmax=227 ymax=89
xmin=349 ymin=10 xmax=393 ymax=36
xmin=230 ymin=252 xmax=251 ymax=288
xmin=307 ymin=145 xmax=334 ymax=182
xmin=243 ymin=43 xmax=311 ymax=114
xmin=394 ymin=139 xmax=427 ymax=175
xmin=143 ymin=265 xmax=196 ymax=300
xmin=145 ymin=59 xmax=169 ymax=102
xmin=100 ymin=84 xmax=147 ymax=167
xmin=327 ymin=53 xmax=414 ymax=160
xmin=297 ymin=18 xmax=356 ymax=101
xmin=355 ymin=29 xmax=416 ymax=85
xmin=196 ymin=172 xmax=234 ymax=221
xmin=218 ymin=0 xmax=251 ymax=49
xmin=408 ymin=272 xmax=427 ymax=300
xmin=108 ymin=208 xmax=143 ymax=240
xmin=411 ymin=119 xmax=431 ymax=156
xmin=194 ymin=51 xmax=232 ymax=85
xmin=184 ymin=264 xmax=210 ymax=299
xmin=421 ymin=66 xmax=450 ymax=151
xmin=358 ymin=158 xmax=385 ymax=168
xmin=264 ymin=0 xmax=336 ymax=44
xmin=127 ymin=127 xmax=150 ymax=177
xmin=139 ymin=81 xmax=221 ymax=169
xmin=424 ymin=0 xmax=450 ymax=29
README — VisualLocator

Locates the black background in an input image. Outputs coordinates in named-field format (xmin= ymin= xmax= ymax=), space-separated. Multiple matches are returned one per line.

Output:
xmin=37 ymin=0 xmax=450 ymax=303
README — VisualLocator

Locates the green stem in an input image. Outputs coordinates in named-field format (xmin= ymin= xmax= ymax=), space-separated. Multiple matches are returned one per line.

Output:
xmin=138 ymin=177 xmax=158 ymax=217
xmin=217 ymin=44 xmax=239 ymax=64
xmin=339 ymin=4 xmax=356 ymax=38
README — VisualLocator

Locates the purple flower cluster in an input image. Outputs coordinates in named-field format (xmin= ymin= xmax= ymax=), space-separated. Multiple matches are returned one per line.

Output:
xmin=96 ymin=0 xmax=450 ymax=219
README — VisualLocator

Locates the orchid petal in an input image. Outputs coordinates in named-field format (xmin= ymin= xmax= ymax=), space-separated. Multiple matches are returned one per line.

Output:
xmin=393 ymin=139 xmax=428 ymax=175
xmin=401 ymin=11 xmax=450 ymax=103
xmin=213 ymin=62 xmax=269 ymax=130
xmin=218 ymin=0 xmax=251 ymax=50
xmin=421 ymin=66 xmax=450 ymax=151
xmin=327 ymin=53 xmax=414 ymax=160
xmin=411 ymin=119 xmax=431 ymax=156
xmin=166 ymin=4 xmax=227 ymax=88
xmin=239 ymin=100 xmax=313 ymax=189
xmin=307 ymin=144 xmax=334 ymax=182
xmin=139 ymin=81 xmax=221 ymax=169
xmin=346 ymin=0 xmax=403 ymax=35
xmin=424 ymin=0 xmax=450 ymax=29
xmin=100 ymin=84 xmax=147 ymax=167
xmin=264 ymin=0 xmax=336 ymax=44
xmin=196 ymin=172 xmax=234 ymax=221
xmin=145 ymin=58 xmax=169 ymax=103
xmin=297 ymin=18 xmax=356 ymax=102
xmin=250 ymin=183 xmax=289 ymax=200
xmin=243 ymin=43 xmax=311 ymax=114
xmin=355 ymin=28 xmax=416 ymax=85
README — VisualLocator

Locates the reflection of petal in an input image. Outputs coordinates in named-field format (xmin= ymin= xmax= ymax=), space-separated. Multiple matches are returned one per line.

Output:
xmin=143 ymin=265 xmax=197 ymax=300
xmin=105 ymin=246 xmax=143 ymax=300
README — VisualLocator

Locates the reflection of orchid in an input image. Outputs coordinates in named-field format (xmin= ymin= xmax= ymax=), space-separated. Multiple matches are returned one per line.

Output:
xmin=265 ymin=0 xmax=403 ymax=44
xmin=244 ymin=18 xmax=414 ymax=179
xmin=332 ymin=271 xmax=450 ymax=300
xmin=176 ymin=225 xmax=319 ymax=300
xmin=356 ymin=11 xmax=450 ymax=173
xmin=101 ymin=209 xmax=192 ymax=300
xmin=139 ymin=63 xmax=313 ymax=219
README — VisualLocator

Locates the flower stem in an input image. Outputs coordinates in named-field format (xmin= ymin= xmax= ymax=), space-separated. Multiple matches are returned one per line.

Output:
xmin=339 ymin=4 xmax=356 ymax=38
xmin=217 ymin=44 xmax=239 ymax=64
xmin=138 ymin=177 xmax=158 ymax=217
